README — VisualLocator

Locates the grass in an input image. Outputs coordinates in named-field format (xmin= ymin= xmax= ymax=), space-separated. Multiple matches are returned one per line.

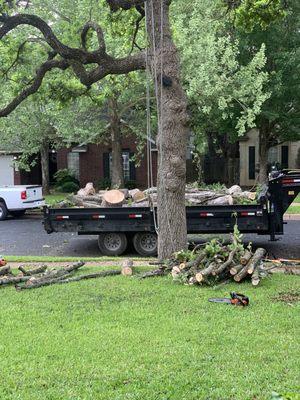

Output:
xmin=286 ymin=205 xmax=300 ymax=214
xmin=0 ymin=271 xmax=299 ymax=400
xmin=44 ymin=192 xmax=69 ymax=205
xmin=5 ymin=255 xmax=151 ymax=263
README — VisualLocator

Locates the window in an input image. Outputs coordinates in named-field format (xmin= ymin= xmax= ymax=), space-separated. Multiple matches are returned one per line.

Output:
xmin=103 ymin=150 xmax=135 ymax=181
xmin=248 ymin=146 xmax=255 ymax=180
xmin=67 ymin=152 xmax=80 ymax=179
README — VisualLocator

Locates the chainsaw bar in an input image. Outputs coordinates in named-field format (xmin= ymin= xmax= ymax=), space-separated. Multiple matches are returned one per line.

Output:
xmin=208 ymin=298 xmax=232 ymax=304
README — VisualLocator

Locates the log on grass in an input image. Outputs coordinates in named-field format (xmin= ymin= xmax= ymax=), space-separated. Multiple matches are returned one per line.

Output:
xmin=234 ymin=265 xmax=249 ymax=282
xmin=0 ymin=265 xmax=12 ymax=276
xmin=18 ymin=265 xmax=47 ymax=276
xmin=15 ymin=269 xmax=121 ymax=290
xmin=229 ymin=264 xmax=244 ymax=276
xmin=251 ymin=268 xmax=260 ymax=286
xmin=139 ymin=266 xmax=169 ymax=279
xmin=247 ymin=248 xmax=266 ymax=274
xmin=0 ymin=275 xmax=32 ymax=286
xmin=195 ymin=262 xmax=217 ymax=283
xmin=121 ymin=259 xmax=134 ymax=276
xmin=240 ymin=250 xmax=252 ymax=266
xmin=102 ymin=189 xmax=125 ymax=207
xmin=213 ymin=249 xmax=236 ymax=276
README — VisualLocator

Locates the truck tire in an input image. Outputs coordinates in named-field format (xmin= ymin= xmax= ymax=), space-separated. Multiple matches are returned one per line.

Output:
xmin=0 ymin=202 xmax=8 ymax=221
xmin=98 ymin=233 xmax=128 ymax=256
xmin=133 ymin=232 xmax=158 ymax=257
xmin=10 ymin=210 xmax=26 ymax=218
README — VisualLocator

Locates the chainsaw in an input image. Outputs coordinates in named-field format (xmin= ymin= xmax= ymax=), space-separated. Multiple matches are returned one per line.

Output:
xmin=209 ymin=292 xmax=249 ymax=306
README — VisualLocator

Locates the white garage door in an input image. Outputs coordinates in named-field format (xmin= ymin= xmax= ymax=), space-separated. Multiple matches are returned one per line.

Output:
xmin=0 ymin=155 xmax=14 ymax=186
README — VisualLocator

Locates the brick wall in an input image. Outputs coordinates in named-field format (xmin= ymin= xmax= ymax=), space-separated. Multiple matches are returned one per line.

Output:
xmin=56 ymin=137 xmax=157 ymax=189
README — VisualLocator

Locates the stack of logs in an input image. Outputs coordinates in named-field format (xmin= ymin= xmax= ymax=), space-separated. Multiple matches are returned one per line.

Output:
xmin=55 ymin=182 xmax=256 ymax=209
xmin=140 ymin=242 xmax=269 ymax=286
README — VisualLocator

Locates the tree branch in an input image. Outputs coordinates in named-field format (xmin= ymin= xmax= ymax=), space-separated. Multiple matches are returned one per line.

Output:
xmin=81 ymin=21 xmax=106 ymax=53
xmin=106 ymin=0 xmax=145 ymax=12
xmin=0 ymin=59 xmax=69 ymax=117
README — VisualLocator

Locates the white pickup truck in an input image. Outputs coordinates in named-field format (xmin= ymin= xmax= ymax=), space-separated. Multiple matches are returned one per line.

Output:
xmin=0 ymin=186 xmax=45 ymax=220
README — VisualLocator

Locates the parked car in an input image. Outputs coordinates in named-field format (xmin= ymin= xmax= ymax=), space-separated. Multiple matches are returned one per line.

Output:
xmin=0 ymin=185 xmax=45 ymax=220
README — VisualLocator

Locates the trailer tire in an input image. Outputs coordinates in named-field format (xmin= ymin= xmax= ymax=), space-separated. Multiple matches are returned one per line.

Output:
xmin=98 ymin=233 xmax=128 ymax=256
xmin=0 ymin=201 xmax=8 ymax=221
xmin=133 ymin=232 xmax=158 ymax=257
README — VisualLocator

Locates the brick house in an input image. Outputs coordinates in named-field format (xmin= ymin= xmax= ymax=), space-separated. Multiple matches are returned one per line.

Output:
xmin=57 ymin=136 xmax=158 ymax=189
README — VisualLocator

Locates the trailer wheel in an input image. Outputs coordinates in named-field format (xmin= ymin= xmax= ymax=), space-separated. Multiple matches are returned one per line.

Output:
xmin=133 ymin=232 xmax=158 ymax=256
xmin=98 ymin=233 xmax=128 ymax=256
xmin=0 ymin=202 xmax=8 ymax=221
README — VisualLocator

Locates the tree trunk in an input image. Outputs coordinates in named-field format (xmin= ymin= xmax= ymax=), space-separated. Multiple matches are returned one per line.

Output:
xmin=108 ymin=96 xmax=124 ymax=189
xmin=40 ymin=139 xmax=50 ymax=195
xmin=146 ymin=0 xmax=189 ymax=260
xmin=259 ymin=124 xmax=270 ymax=184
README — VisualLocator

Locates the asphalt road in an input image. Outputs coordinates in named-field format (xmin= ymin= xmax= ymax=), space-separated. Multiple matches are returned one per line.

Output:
xmin=0 ymin=215 xmax=299 ymax=258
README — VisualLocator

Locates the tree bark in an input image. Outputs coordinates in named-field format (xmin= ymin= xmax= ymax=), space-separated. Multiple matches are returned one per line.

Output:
xmin=40 ymin=139 xmax=50 ymax=195
xmin=258 ymin=123 xmax=271 ymax=184
xmin=108 ymin=96 xmax=124 ymax=189
xmin=146 ymin=0 xmax=189 ymax=260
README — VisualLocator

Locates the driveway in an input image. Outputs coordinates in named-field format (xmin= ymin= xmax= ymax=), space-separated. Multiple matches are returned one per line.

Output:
xmin=0 ymin=215 xmax=299 ymax=258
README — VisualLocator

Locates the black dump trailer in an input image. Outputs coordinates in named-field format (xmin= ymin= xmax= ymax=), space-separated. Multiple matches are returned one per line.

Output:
xmin=43 ymin=170 xmax=300 ymax=256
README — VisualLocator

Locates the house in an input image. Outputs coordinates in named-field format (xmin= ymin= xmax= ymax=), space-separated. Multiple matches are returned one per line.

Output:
xmin=239 ymin=129 xmax=300 ymax=186
xmin=0 ymin=149 xmax=57 ymax=186
xmin=57 ymin=135 xmax=158 ymax=189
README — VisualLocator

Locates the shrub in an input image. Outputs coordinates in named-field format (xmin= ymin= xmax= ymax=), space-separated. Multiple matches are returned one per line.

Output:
xmin=97 ymin=178 xmax=111 ymax=190
xmin=54 ymin=169 xmax=79 ymax=188
xmin=124 ymin=180 xmax=137 ymax=189
xmin=59 ymin=181 xmax=80 ymax=193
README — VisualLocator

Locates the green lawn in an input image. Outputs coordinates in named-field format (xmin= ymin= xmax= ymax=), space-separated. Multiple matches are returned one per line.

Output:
xmin=44 ymin=193 xmax=69 ymax=205
xmin=0 ymin=270 xmax=299 ymax=400
xmin=286 ymin=205 xmax=300 ymax=214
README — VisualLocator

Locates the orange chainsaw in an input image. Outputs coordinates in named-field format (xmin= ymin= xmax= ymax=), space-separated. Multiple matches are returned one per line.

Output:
xmin=209 ymin=292 xmax=249 ymax=306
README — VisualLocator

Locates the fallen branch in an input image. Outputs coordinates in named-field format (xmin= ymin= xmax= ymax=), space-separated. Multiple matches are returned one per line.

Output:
xmin=15 ymin=269 xmax=121 ymax=290
xmin=18 ymin=265 xmax=47 ymax=276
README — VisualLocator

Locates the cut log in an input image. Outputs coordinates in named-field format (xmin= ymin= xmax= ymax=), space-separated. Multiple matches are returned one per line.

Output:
xmin=77 ymin=182 xmax=96 ymax=196
xmin=240 ymin=250 xmax=252 ymax=266
xmin=251 ymin=268 xmax=260 ymax=286
xmin=132 ymin=189 xmax=146 ymax=203
xmin=213 ymin=249 xmax=236 ymax=276
xmin=234 ymin=265 xmax=249 ymax=282
xmin=16 ymin=269 xmax=121 ymax=290
xmin=0 ymin=265 xmax=11 ymax=276
xmin=207 ymin=195 xmax=233 ymax=206
xmin=195 ymin=262 xmax=217 ymax=283
xmin=229 ymin=264 xmax=244 ymax=276
xmin=247 ymin=248 xmax=266 ymax=274
xmin=227 ymin=185 xmax=242 ymax=195
xmin=171 ymin=266 xmax=181 ymax=279
xmin=18 ymin=265 xmax=47 ymax=276
xmin=181 ymin=251 xmax=206 ymax=273
xmin=121 ymin=260 xmax=134 ymax=276
xmin=122 ymin=267 xmax=133 ymax=276
xmin=102 ymin=189 xmax=125 ymax=207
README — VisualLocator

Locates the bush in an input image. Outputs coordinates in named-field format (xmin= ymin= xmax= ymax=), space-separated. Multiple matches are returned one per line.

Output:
xmin=97 ymin=178 xmax=111 ymax=190
xmin=54 ymin=169 xmax=79 ymax=188
xmin=125 ymin=180 xmax=137 ymax=190
xmin=59 ymin=181 xmax=80 ymax=193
